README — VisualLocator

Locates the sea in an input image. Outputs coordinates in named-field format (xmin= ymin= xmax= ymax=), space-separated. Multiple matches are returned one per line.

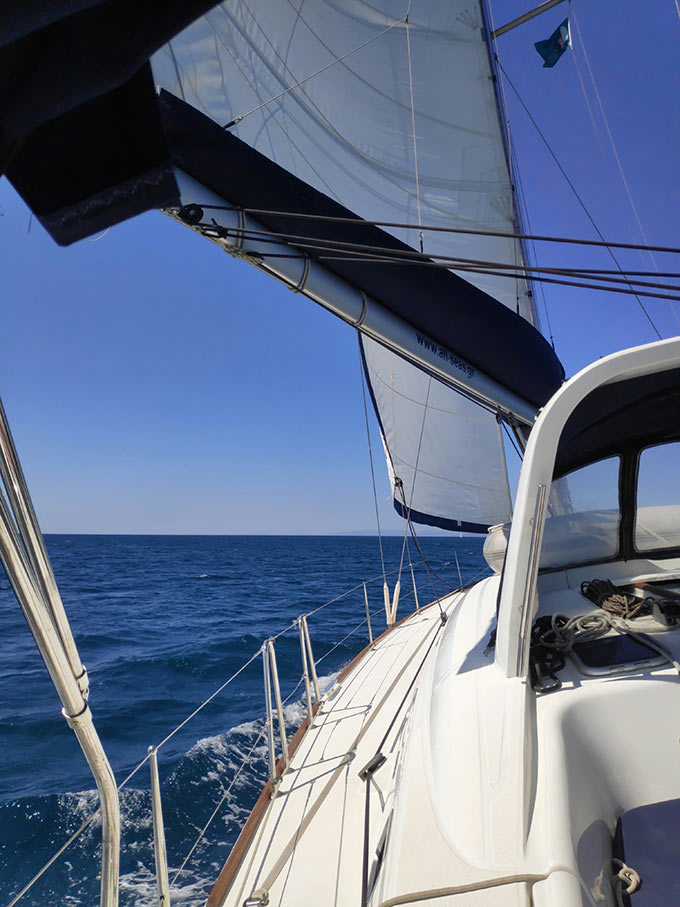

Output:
xmin=0 ymin=534 xmax=488 ymax=906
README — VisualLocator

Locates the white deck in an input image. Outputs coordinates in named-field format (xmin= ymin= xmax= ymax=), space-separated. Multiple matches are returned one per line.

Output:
xmin=214 ymin=557 xmax=680 ymax=907
xmin=219 ymin=595 xmax=460 ymax=907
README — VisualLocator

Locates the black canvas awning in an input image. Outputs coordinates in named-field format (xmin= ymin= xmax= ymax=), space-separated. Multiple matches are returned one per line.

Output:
xmin=555 ymin=367 xmax=680 ymax=477
xmin=1 ymin=1 xmax=218 ymax=243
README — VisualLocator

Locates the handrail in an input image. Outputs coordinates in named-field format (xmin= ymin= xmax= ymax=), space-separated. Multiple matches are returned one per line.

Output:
xmin=297 ymin=619 xmax=315 ymax=721
xmin=0 ymin=396 xmax=119 ymax=907
xmin=3 ymin=647 xmax=262 ymax=907
xmin=0 ymin=399 xmax=87 ymax=689
xmin=6 ymin=555 xmax=472 ymax=907
xmin=267 ymin=639 xmax=289 ymax=769
xmin=301 ymin=616 xmax=320 ymax=701
xmin=148 ymin=747 xmax=171 ymax=907
xmin=262 ymin=643 xmax=277 ymax=783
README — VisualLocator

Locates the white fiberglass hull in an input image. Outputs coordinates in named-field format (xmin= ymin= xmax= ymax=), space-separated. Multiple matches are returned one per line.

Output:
xmin=211 ymin=555 xmax=680 ymax=907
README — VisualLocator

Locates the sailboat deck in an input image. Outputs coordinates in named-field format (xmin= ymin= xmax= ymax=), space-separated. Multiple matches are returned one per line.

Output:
xmin=211 ymin=596 xmax=458 ymax=907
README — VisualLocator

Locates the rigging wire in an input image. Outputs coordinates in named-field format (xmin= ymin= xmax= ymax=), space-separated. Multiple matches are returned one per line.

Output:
xmin=361 ymin=350 xmax=453 ymax=611
xmin=395 ymin=375 xmax=432 ymax=607
xmin=484 ymin=0 xmax=527 ymax=319
xmin=509 ymin=137 xmax=557 ymax=349
xmin=312 ymin=256 xmax=680 ymax=302
xmin=502 ymin=421 xmax=524 ymax=461
xmin=222 ymin=8 xmax=410 ymax=130
xmin=359 ymin=608 xmax=449 ymax=907
xmin=572 ymin=10 xmax=658 ymax=257
xmin=357 ymin=334 xmax=388 ymax=588
xmin=315 ymin=599 xmax=393 ymax=669
xmin=495 ymin=59 xmax=662 ymax=339
xmin=6 ymin=645 xmax=266 ymax=905
xmin=571 ymin=9 xmax=680 ymax=329
xmin=405 ymin=534 xmax=419 ymax=609
xmin=246 ymin=244 xmax=680 ymax=301
xmin=170 ymin=725 xmax=267 ymax=885
xmin=393 ymin=479 xmax=452 ymax=616
xmin=208 ymin=220 xmax=680 ymax=284
xmin=195 ymin=204 xmax=680 ymax=256
xmin=7 ymin=551 xmax=461 ymax=907
xmin=570 ymin=25 xmax=607 ymax=159
xmin=195 ymin=220 xmax=680 ymax=300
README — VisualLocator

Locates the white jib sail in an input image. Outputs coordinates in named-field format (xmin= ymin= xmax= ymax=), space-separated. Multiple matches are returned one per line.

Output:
xmin=362 ymin=338 xmax=512 ymax=531
xmin=152 ymin=0 xmax=536 ymax=530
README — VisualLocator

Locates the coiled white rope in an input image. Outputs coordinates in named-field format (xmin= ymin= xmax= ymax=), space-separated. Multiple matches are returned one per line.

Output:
xmin=536 ymin=610 xmax=680 ymax=676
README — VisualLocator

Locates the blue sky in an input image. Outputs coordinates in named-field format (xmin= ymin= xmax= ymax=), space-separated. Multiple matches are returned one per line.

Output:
xmin=0 ymin=0 xmax=678 ymax=534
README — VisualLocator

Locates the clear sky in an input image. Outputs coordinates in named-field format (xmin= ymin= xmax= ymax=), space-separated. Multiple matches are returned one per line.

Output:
xmin=0 ymin=0 xmax=678 ymax=534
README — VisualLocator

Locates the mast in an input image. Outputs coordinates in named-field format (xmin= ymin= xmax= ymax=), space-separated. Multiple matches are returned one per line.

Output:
xmin=480 ymin=0 xmax=541 ymax=329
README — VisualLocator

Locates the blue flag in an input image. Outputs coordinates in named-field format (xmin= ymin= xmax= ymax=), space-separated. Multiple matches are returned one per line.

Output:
xmin=535 ymin=18 xmax=571 ymax=68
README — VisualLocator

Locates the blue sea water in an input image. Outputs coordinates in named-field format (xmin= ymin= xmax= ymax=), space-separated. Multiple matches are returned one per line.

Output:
xmin=0 ymin=534 xmax=488 ymax=906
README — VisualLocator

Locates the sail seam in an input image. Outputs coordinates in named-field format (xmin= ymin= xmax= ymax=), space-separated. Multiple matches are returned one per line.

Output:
xmin=222 ymin=11 xmax=410 ymax=131
xmin=364 ymin=367 xmax=490 ymax=417
xmin=391 ymin=458 xmax=500 ymax=490
xmin=405 ymin=11 xmax=424 ymax=254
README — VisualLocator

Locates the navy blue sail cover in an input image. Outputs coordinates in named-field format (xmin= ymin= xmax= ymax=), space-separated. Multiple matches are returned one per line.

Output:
xmin=159 ymin=92 xmax=564 ymax=410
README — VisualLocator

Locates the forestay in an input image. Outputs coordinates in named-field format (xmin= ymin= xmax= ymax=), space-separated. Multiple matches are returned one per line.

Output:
xmin=152 ymin=0 xmax=542 ymax=531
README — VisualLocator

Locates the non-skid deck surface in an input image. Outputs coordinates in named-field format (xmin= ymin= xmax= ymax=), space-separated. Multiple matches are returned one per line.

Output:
xmin=216 ymin=600 xmax=451 ymax=907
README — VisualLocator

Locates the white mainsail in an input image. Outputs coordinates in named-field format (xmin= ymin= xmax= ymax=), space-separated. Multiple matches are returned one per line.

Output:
xmin=152 ymin=0 xmax=550 ymax=531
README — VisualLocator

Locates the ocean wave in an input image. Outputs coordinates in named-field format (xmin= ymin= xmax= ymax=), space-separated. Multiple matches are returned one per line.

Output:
xmin=0 ymin=535 xmax=482 ymax=903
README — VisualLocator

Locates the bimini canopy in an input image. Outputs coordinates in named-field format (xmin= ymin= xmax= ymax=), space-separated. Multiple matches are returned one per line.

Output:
xmin=554 ymin=367 xmax=680 ymax=478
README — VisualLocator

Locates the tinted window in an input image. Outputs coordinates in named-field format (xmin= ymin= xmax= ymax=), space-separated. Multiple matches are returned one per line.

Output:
xmin=541 ymin=457 xmax=620 ymax=568
xmin=635 ymin=442 xmax=680 ymax=551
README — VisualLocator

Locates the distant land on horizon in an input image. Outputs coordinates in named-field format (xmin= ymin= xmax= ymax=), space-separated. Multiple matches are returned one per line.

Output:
xmin=41 ymin=530 xmax=478 ymax=538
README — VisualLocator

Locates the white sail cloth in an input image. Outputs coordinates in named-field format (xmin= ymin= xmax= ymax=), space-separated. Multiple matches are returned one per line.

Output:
xmin=153 ymin=0 xmax=531 ymax=314
xmin=153 ymin=0 xmax=531 ymax=530
xmin=362 ymin=339 xmax=512 ymax=531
